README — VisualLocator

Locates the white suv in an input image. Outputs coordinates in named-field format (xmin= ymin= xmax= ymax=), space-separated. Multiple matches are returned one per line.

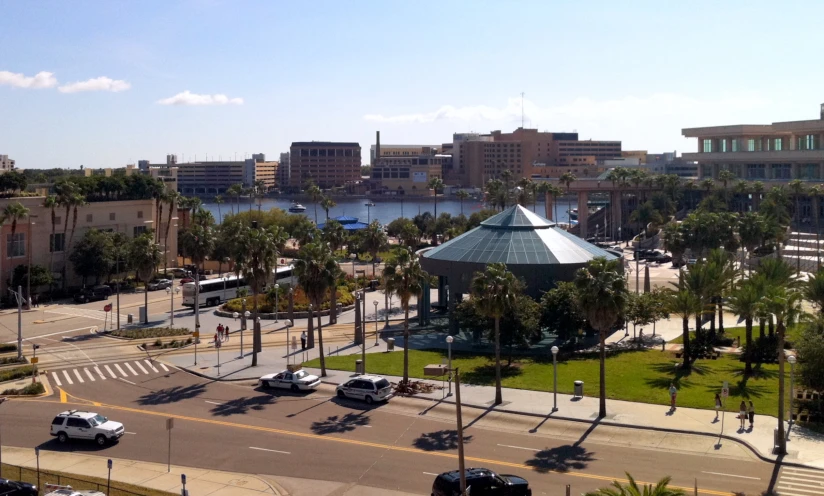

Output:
xmin=50 ymin=410 xmax=124 ymax=446
xmin=336 ymin=375 xmax=393 ymax=404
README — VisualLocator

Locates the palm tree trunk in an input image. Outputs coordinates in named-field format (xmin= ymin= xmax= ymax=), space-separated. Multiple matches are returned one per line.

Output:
xmin=759 ymin=318 xmax=765 ymax=339
xmin=307 ymin=305 xmax=315 ymax=348
xmin=768 ymin=319 xmax=774 ymax=337
xmin=682 ymin=316 xmax=691 ymax=370
xmin=718 ymin=301 xmax=725 ymax=334
xmin=317 ymin=307 xmax=326 ymax=376
xmin=744 ymin=317 xmax=753 ymax=376
xmin=252 ymin=291 xmax=259 ymax=366
xmin=598 ymin=329 xmax=607 ymax=418
xmin=144 ymin=282 xmax=149 ymax=324
xmin=402 ymin=305 xmax=410 ymax=384
xmin=494 ymin=316 xmax=502 ymax=405
xmin=777 ymin=321 xmax=787 ymax=453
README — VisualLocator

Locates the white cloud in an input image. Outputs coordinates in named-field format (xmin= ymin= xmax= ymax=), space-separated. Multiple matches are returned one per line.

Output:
xmin=0 ymin=70 xmax=58 ymax=89
xmin=157 ymin=90 xmax=243 ymax=106
xmin=58 ymin=76 xmax=131 ymax=93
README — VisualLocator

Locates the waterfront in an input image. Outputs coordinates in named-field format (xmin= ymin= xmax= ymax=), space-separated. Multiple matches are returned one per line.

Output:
xmin=201 ymin=197 xmax=572 ymax=225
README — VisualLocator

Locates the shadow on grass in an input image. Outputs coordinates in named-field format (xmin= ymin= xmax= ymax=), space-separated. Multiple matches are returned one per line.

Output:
xmin=310 ymin=412 xmax=370 ymax=435
xmin=412 ymin=429 xmax=473 ymax=451
xmin=210 ymin=395 xmax=276 ymax=416
xmin=137 ymin=383 xmax=207 ymax=405
xmin=462 ymin=363 xmax=524 ymax=385
xmin=643 ymin=361 xmax=711 ymax=389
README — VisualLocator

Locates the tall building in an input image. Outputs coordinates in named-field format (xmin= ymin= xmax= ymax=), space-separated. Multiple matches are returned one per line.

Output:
xmin=370 ymin=155 xmax=447 ymax=196
xmin=277 ymin=152 xmax=290 ymax=189
xmin=682 ymin=103 xmax=824 ymax=181
xmin=370 ymin=144 xmax=443 ymax=164
xmin=289 ymin=141 xmax=361 ymax=189
xmin=140 ymin=154 xmax=278 ymax=195
xmin=0 ymin=155 xmax=15 ymax=172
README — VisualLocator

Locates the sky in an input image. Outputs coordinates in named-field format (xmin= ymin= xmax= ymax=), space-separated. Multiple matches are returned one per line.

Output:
xmin=2 ymin=0 xmax=824 ymax=169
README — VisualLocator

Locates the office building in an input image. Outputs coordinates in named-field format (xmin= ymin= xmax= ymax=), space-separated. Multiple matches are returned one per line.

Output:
xmin=277 ymin=152 xmax=291 ymax=189
xmin=289 ymin=141 xmax=361 ymax=189
xmin=370 ymin=154 xmax=447 ymax=196
xmin=645 ymin=152 xmax=698 ymax=178
xmin=0 ymin=155 xmax=15 ymax=172
xmin=370 ymin=143 xmax=443 ymax=164
xmin=140 ymin=154 xmax=277 ymax=195
xmin=682 ymin=103 xmax=824 ymax=181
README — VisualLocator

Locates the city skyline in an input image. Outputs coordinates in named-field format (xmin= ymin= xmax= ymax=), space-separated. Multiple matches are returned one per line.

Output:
xmin=2 ymin=0 xmax=824 ymax=169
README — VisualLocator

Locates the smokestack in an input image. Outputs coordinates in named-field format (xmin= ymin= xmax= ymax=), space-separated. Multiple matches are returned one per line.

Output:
xmin=375 ymin=131 xmax=381 ymax=165
xmin=820 ymin=103 xmax=824 ymax=120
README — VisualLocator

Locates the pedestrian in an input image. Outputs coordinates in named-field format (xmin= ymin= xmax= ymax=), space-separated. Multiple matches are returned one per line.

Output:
xmin=714 ymin=393 xmax=722 ymax=421
xmin=748 ymin=401 xmax=755 ymax=429
xmin=224 ymin=327 xmax=230 ymax=342
xmin=216 ymin=323 xmax=223 ymax=341
xmin=669 ymin=383 xmax=677 ymax=411
xmin=739 ymin=400 xmax=747 ymax=430
xmin=214 ymin=332 xmax=219 ymax=347
xmin=301 ymin=330 xmax=307 ymax=350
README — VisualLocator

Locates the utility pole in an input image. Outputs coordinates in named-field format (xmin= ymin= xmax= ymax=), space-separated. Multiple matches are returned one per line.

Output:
xmin=454 ymin=368 xmax=467 ymax=495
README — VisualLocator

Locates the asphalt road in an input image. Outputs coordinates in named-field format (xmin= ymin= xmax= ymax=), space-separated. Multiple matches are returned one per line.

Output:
xmin=1 ymin=367 xmax=786 ymax=496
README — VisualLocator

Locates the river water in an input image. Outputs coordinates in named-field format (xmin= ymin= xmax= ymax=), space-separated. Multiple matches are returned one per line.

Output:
xmin=201 ymin=197 xmax=573 ymax=226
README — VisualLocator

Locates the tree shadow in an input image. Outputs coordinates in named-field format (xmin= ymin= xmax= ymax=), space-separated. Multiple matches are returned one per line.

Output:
xmin=412 ymin=429 xmax=474 ymax=451
xmin=524 ymin=444 xmax=595 ymax=473
xmin=210 ymin=395 xmax=276 ymax=416
xmin=643 ymin=361 xmax=711 ymax=389
xmin=462 ymin=363 xmax=523 ymax=385
xmin=137 ymin=383 xmax=207 ymax=405
xmin=310 ymin=412 xmax=370 ymax=435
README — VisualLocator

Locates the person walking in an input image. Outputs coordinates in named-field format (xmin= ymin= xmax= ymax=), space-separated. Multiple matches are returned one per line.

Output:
xmin=748 ymin=401 xmax=755 ymax=429
xmin=714 ymin=393 xmax=722 ymax=421
xmin=224 ymin=326 xmax=230 ymax=342
xmin=669 ymin=383 xmax=677 ymax=411
xmin=217 ymin=323 xmax=224 ymax=341
xmin=300 ymin=331 xmax=307 ymax=350
xmin=739 ymin=400 xmax=747 ymax=430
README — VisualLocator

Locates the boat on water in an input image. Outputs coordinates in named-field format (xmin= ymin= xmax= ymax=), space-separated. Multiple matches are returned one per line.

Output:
xmin=364 ymin=201 xmax=375 ymax=207
xmin=288 ymin=203 xmax=307 ymax=213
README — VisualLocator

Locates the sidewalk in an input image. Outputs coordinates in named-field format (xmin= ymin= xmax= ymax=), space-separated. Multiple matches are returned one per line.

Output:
xmin=165 ymin=334 xmax=824 ymax=470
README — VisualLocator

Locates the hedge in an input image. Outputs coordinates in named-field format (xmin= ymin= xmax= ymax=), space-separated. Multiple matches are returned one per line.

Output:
xmin=0 ymin=343 xmax=17 ymax=353
xmin=110 ymin=327 xmax=191 ymax=339
xmin=224 ymin=286 xmax=354 ymax=314
xmin=0 ymin=365 xmax=34 ymax=383
xmin=2 ymin=382 xmax=44 ymax=395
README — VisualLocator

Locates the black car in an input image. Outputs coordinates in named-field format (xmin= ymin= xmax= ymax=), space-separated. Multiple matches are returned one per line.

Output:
xmin=0 ymin=478 xmax=37 ymax=496
xmin=633 ymin=249 xmax=661 ymax=261
xmin=647 ymin=253 xmax=672 ymax=263
xmin=73 ymin=285 xmax=112 ymax=303
xmin=432 ymin=468 xmax=531 ymax=496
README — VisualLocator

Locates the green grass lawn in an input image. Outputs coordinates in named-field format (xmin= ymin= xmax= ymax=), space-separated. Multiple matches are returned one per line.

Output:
xmin=307 ymin=348 xmax=788 ymax=416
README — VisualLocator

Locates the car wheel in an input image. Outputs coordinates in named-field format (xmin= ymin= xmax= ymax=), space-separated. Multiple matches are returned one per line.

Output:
xmin=261 ymin=380 xmax=270 ymax=389
xmin=95 ymin=434 xmax=107 ymax=446
xmin=365 ymin=395 xmax=374 ymax=405
xmin=57 ymin=432 xmax=68 ymax=443
xmin=291 ymin=384 xmax=300 ymax=393
xmin=337 ymin=390 xmax=346 ymax=399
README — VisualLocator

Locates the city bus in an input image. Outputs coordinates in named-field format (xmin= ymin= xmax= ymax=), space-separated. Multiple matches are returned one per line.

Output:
xmin=182 ymin=265 xmax=295 ymax=307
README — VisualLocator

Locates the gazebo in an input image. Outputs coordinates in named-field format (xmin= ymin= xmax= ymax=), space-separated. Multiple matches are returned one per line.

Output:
xmin=317 ymin=215 xmax=369 ymax=231
xmin=419 ymin=205 xmax=620 ymax=326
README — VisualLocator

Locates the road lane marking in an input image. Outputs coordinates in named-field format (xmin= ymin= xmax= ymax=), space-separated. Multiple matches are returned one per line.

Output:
xmin=94 ymin=367 xmax=106 ymax=380
xmin=700 ymin=471 xmax=760 ymax=480
xmin=114 ymin=364 xmax=127 ymax=376
xmin=62 ymin=370 xmax=73 ymax=385
xmin=249 ymin=447 xmax=291 ymax=455
xmin=48 ymin=390 xmax=734 ymax=496
xmin=123 ymin=363 xmax=138 ymax=376
xmin=144 ymin=360 xmax=158 ymax=373
xmin=83 ymin=368 xmax=96 ymax=381
xmin=205 ymin=401 xmax=224 ymax=406
xmin=72 ymin=369 xmax=84 ymax=383
xmin=159 ymin=363 xmax=169 ymax=372
xmin=59 ymin=389 xmax=67 ymax=403
xmin=118 ymin=377 xmax=136 ymax=386
xmin=423 ymin=472 xmax=439 ymax=476
xmin=497 ymin=443 xmax=539 ymax=452
xmin=125 ymin=432 xmax=137 ymax=435
xmin=104 ymin=365 xmax=117 ymax=379
xmin=51 ymin=373 xmax=62 ymax=387
xmin=133 ymin=361 xmax=149 ymax=375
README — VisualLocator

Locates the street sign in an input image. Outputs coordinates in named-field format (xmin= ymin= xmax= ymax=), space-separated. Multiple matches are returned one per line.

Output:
xmin=108 ymin=459 xmax=113 ymax=469
xmin=181 ymin=474 xmax=186 ymax=484
xmin=192 ymin=331 xmax=200 ymax=338
xmin=30 ymin=357 xmax=38 ymax=364
xmin=104 ymin=304 xmax=112 ymax=312
xmin=166 ymin=418 xmax=174 ymax=430
xmin=721 ymin=381 xmax=729 ymax=399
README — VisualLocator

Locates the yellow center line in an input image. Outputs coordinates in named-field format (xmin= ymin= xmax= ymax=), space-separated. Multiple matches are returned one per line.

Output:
xmin=18 ymin=392 xmax=733 ymax=496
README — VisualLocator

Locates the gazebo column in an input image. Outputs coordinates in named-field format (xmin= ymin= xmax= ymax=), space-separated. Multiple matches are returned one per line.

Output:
xmin=437 ymin=276 xmax=447 ymax=307
xmin=448 ymin=289 xmax=460 ymax=334
xmin=577 ymin=191 xmax=589 ymax=239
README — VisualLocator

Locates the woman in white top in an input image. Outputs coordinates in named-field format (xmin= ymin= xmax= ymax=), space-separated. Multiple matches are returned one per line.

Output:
xmin=739 ymin=400 xmax=747 ymax=430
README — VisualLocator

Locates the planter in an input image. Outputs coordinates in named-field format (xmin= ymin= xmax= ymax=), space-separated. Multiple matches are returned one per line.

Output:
xmin=215 ymin=303 xmax=356 ymax=320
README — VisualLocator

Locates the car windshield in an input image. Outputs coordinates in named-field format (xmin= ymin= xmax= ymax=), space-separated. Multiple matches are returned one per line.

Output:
xmin=375 ymin=379 xmax=390 ymax=389
xmin=294 ymin=370 xmax=306 ymax=379
xmin=89 ymin=414 xmax=107 ymax=426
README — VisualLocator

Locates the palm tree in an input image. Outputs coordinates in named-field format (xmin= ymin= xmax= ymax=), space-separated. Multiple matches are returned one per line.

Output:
xmin=163 ymin=190 xmax=180 ymax=272
xmin=666 ymin=274 xmax=702 ymax=370
xmin=559 ymin=172 xmax=577 ymax=230
xmin=455 ymin=190 xmax=469 ymax=216
xmin=727 ymin=278 xmax=762 ymax=376
xmin=294 ymin=242 xmax=340 ymax=375
xmin=630 ymin=202 xmax=663 ymax=234
xmin=2 ymin=202 xmax=29 ymax=290
xmin=484 ymin=178 xmax=507 ymax=211
xmin=361 ymin=221 xmax=387 ymax=277
xmin=238 ymin=225 xmax=280 ymax=366
xmin=305 ymin=181 xmax=323 ymax=224
xmin=788 ymin=179 xmax=805 ymax=273
xmin=547 ymin=184 xmax=564 ymax=225
xmin=67 ymin=193 xmax=87 ymax=250
xmin=517 ymin=177 xmax=536 ymax=210
xmin=383 ymin=247 xmax=428 ymax=384
xmin=755 ymin=258 xmax=798 ymax=338
xmin=706 ymin=249 xmax=736 ymax=334
xmin=733 ymin=180 xmax=750 ymax=212
xmin=129 ymin=233 xmax=162 ymax=324
xmin=809 ymin=185 xmax=823 ymax=270
xmin=320 ymin=196 xmax=337 ymax=221
xmin=575 ymin=257 xmax=628 ymax=418
xmin=225 ymin=184 xmax=242 ymax=216
xmin=584 ymin=473 xmax=685 ymax=496
xmin=321 ymin=220 xmax=347 ymax=254
xmin=803 ymin=267 xmax=824 ymax=313
xmin=471 ymin=263 xmax=520 ymax=405
xmin=738 ymin=212 xmax=766 ymax=276
xmin=153 ymin=187 xmax=168 ymax=243
xmin=43 ymin=195 xmax=58 ymax=288
xmin=428 ymin=177 xmax=444 ymax=217
xmin=214 ymin=195 xmax=224 ymax=223
xmin=718 ymin=169 xmax=736 ymax=207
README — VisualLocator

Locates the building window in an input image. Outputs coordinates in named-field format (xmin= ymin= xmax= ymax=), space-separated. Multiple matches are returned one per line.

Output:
xmin=721 ymin=139 xmax=728 ymax=153
xmin=86 ymin=214 xmax=93 ymax=222
xmin=6 ymin=233 xmax=25 ymax=258
xmin=109 ymin=213 xmax=116 ymax=221
xmin=731 ymin=139 xmax=739 ymax=152
xmin=137 ymin=211 xmax=144 ymax=219
xmin=747 ymin=164 xmax=766 ymax=179
xmin=773 ymin=164 xmax=791 ymax=179
xmin=133 ymin=226 xmax=147 ymax=237
xmin=803 ymin=134 xmax=818 ymax=150
xmin=773 ymin=138 xmax=783 ymax=151
xmin=703 ymin=139 xmax=713 ymax=152
xmin=50 ymin=233 xmax=66 ymax=253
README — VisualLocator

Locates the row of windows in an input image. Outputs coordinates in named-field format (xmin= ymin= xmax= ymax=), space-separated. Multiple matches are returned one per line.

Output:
xmin=297 ymin=149 xmax=358 ymax=157
xmin=83 ymin=211 xmax=144 ymax=222
xmin=704 ymin=135 xmax=822 ymax=153
xmin=5 ymin=227 xmax=152 ymax=259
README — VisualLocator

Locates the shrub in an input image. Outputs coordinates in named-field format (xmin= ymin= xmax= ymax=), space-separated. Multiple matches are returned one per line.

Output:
xmin=0 ymin=365 xmax=34 ymax=383
xmin=224 ymin=285 xmax=354 ymax=313
xmin=154 ymin=339 xmax=163 ymax=347
xmin=0 ymin=343 xmax=17 ymax=353
xmin=110 ymin=327 xmax=191 ymax=339
xmin=0 ymin=357 xmax=26 ymax=365
xmin=2 ymin=382 xmax=45 ymax=396
xmin=185 ymin=337 xmax=193 ymax=345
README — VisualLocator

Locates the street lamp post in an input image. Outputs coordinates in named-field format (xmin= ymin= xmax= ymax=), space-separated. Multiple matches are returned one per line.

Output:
xmin=788 ymin=354 xmax=797 ymax=428
xmin=551 ymin=346 xmax=559 ymax=412
xmin=274 ymin=284 xmax=280 ymax=323
xmin=373 ymin=301 xmax=379 ymax=346
xmin=243 ymin=310 xmax=250 ymax=359
xmin=166 ymin=286 xmax=180 ymax=327
xmin=454 ymin=368 xmax=467 ymax=495
xmin=446 ymin=335 xmax=454 ymax=396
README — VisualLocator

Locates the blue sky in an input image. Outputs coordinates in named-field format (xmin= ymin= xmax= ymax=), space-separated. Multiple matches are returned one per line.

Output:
xmin=2 ymin=0 xmax=824 ymax=169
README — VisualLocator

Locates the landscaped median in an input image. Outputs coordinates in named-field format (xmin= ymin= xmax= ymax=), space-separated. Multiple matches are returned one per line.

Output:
xmin=108 ymin=327 xmax=192 ymax=339
xmin=306 ymin=348 xmax=790 ymax=415
xmin=0 ymin=462 xmax=177 ymax=496
xmin=0 ymin=365 xmax=45 ymax=396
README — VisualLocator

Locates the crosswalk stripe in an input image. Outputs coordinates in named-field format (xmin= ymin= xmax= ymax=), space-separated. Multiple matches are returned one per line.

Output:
xmin=144 ymin=360 xmax=158 ymax=373
xmin=159 ymin=363 xmax=169 ymax=372
xmin=134 ymin=361 xmax=149 ymax=375
xmin=124 ymin=362 xmax=138 ymax=376
xmin=784 ymin=467 xmax=824 ymax=476
xmin=94 ymin=367 xmax=106 ymax=380
xmin=51 ymin=372 xmax=62 ymax=387
xmin=72 ymin=369 xmax=84 ymax=383
xmin=62 ymin=370 xmax=73 ymax=385
xmin=114 ymin=364 xmax=127 ymax=377
xmin=104 ymin=365 xmax=117 ymax=379
xmin=777 ymin=485 xmax=822 ymax=495
xmin=781 ymin=474 xmax=824 ymax=485
xmin=779 ymin=479 xmax=824 ymax=490
xmin=83 ymin=368 xmax=95 ymax=382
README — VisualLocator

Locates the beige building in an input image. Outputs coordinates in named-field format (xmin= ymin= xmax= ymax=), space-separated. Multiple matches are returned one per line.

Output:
xmin=0 ymin=196 xmax=177 ymax=293
xmin=370 ymin=155 xmax=445 ymax=196
xmin=0 ymin=155 xmax=15 ymax=172
xmin=289 ymin=141 xmax=361 ymax=189
xmin=370 ymin=144 xmax=443 ymax=164
xmin=683 ymin=103 xmax=824 ymax=181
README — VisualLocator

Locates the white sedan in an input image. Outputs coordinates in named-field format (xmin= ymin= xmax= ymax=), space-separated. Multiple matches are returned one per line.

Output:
xmin=259 ymin=369 xmax=321 ymax=392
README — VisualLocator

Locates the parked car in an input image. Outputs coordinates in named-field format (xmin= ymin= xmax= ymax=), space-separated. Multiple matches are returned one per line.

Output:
xmin=50 ymin=410 xmax=124 ymax=446
xmin=647 ymin=253 xmax=672 ymax=264
xmin=633 ymin=249 xmax=662 ymax=261
xmin=147 ymin=279 xmax=173 ymax=291
xmin=336 ymin=375 xmax=392 ymax=404
xmin=259 ymin=368 xmax=321 ymax=392
xmin=0 ymin=478 xmax=37 ymax=496
xmin=44 ymin=489 xmax=105 ymax=496
xmin=431 ymin=468 xmax=532 ymax=496
xmin=73 ymin=285 xmax=112 ymax=303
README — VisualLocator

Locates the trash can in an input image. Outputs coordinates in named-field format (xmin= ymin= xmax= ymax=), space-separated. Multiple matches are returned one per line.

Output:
xmin=387 ymin=337 xmax=395 ymax=351
xmin=574 ymin=380 xmax=584 ymax=398
xmin=127 ymin=314 xmax=133 ymax=324
xmin=355 ymin=359 xmax=364 ymax=374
